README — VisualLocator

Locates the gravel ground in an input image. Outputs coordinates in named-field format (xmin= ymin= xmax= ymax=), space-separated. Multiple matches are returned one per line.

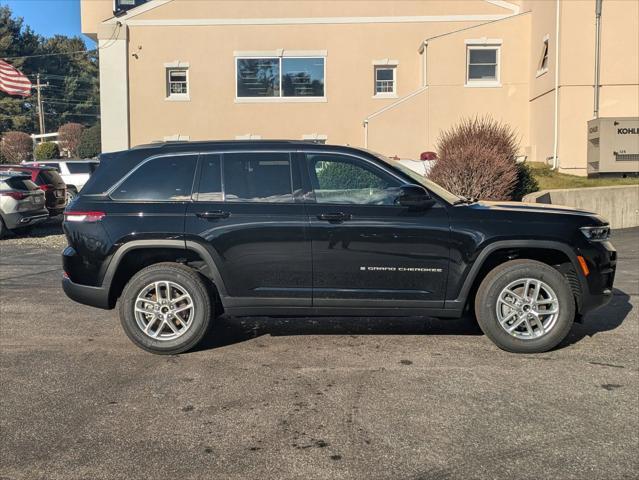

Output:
xmin=0 ymin=216 xmax=67 ymax=250
xmin=0 ymin=228 xmax=637 ymax=480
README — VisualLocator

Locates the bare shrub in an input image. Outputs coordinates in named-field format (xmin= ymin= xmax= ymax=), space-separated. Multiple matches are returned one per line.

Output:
xmin=0 ymin=131 xmax=32 ymax=164
xmin=428 ymin=116 xmax=519 ymax=200
xmin=58 ymin=122 xmax=85 ymax=158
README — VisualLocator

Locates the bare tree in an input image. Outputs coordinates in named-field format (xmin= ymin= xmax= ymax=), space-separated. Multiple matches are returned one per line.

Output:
xmin=428 ymin=116 xmax=520 ymax=200
xmin=0 ymin=131 xmax=32 ymax=164
xmin=58 ymin=123 xmax=85 ymax=158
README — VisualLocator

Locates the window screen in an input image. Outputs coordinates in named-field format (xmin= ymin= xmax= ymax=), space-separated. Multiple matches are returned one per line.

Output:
xmin=197 ymin=154 xmax=223 ymax=202
xmin=375 ymin=67 xmax=395 ymax=94
xmin=223 ymin=152 xmax=294 ymax=202
xmin=111 ymin=155 xmax=197 ymax=201
xmin=467 ymin=47 xmax=498 ymax=82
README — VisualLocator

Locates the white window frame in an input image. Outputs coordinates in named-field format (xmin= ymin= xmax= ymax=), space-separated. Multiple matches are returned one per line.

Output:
xmin=235 ymin=50 xmax=327 ymax=103
xmin=372 ymin=59 xmax=398 ymax=98
xmin=465 ymin=40 xmax=501 ymax=88
xmin=536 ymin=34 xmax=550 ymax=78
xmin=164 ymin=61 xmax=190 ymax=101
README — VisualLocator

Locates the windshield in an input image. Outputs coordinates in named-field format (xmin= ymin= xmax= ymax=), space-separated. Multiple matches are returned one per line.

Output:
xmin=368 ymin=151 xmax=463 ymax=204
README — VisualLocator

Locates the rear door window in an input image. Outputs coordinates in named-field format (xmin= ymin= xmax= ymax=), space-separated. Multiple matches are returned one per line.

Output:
xmin=196 ymin=154 xmax=223 ymax=202
xmin=111 ymin=154 xmax=197 ymax=201
xmin=67 ymin=162 xmax=95 ymax=174
xmin=223 ymin=152 xmax=296 ymax=203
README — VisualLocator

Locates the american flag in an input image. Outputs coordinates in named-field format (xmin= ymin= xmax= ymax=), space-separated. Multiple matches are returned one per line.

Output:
xmin=0 ymin=59 xmax=32 ymax=97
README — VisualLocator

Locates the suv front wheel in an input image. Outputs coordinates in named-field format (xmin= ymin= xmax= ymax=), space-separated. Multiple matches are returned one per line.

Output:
xmin=119 ymin=263 xmax=213 ymax=354
xmin=475 ymin=259 xmax=575 ymax=353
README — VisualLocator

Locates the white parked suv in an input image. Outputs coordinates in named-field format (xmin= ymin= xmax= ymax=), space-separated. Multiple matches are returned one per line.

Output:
xmin=23 ymin=160 xmax=99 ymax=201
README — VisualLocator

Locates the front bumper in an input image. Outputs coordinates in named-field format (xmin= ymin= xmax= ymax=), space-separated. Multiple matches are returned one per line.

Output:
xmin=578 ymin=240 xmax=616 ymax=315
xmin=62 ymin=276 xmax=111 ymax=310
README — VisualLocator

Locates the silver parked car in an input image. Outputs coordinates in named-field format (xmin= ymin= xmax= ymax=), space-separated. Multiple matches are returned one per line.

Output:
xmin=0 ymin=172 xmax=49 ymax=238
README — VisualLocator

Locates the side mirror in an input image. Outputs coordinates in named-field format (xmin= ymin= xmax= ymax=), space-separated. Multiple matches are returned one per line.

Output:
xmin=397 ymin=184 xmax=434 ymax=209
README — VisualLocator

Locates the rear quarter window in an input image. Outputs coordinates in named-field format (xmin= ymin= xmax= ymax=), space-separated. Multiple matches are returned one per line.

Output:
xmin=67 ymin=163 xmax=95 ymax=174
xmin=3 ymin=177 xmax=39 ymax=191
xmin=110 ymin=154 xmax=197 ymax=201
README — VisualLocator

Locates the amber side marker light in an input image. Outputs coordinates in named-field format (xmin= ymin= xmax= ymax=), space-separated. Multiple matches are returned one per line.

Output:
xmin=577 ymin=255 xmax=590 ymax=276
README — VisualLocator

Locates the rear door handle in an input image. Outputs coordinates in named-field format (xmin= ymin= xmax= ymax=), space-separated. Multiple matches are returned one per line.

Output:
xmin=196 ymin=210 xmax=230 ymax=219
xmin=317 ymin=212 xmax=352 ymax=222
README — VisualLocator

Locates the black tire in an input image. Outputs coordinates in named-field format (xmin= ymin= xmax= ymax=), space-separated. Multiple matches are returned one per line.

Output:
xmin=475 ymin=259 xmax=575 ymax=353
xmin=0 ymin=217 xmax=6 ymax=239
xmin=66 ymin=187 xmax=77 ymax=203
xmin=119 ymin=262 xmax=213 ymax=355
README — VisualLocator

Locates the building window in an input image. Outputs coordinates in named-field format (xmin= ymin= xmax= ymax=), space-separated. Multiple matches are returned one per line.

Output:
xmin=236 ymin=55 xmax=325 ymax=101
xmin=166 ymin=67 xmax=189 ymax=100
xmin=466 ymin=46 xmax=500 ymax=86
xmin=374 ymin=67 xmax=396 ymax=96
xmin=536 ymin=35 xmax=550 ymax=77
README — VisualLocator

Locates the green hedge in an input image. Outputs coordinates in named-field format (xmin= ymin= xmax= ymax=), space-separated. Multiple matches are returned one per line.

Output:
xmin=316 ymin=161 xmax=386 ymax=190
xmin=34 ymin=141 xmax=59 ymax=160
xmin=77 ymin=124 xmax=101 ymax=158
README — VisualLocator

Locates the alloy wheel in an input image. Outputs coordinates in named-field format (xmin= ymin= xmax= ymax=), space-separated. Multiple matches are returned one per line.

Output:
xmin=134 ymin=280 xmax=195 ymax=341
xmin=495 ymin=278 xmax=560 ymax=340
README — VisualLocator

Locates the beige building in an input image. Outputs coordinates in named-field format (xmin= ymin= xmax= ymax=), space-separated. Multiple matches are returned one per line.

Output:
xmin=81 ymin=0 xmax=639 ymax=175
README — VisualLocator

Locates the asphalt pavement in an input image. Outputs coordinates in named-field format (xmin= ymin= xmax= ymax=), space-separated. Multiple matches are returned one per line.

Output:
xmin=1 ymin=228 xmax=637 ymax=480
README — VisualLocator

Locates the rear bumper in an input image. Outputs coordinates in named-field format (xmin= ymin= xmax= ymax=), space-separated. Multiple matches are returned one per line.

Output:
xmin=62 ymin=276 xmax=111 ymax=310
xmin=2 ymin=210 xmax=49 ymax=230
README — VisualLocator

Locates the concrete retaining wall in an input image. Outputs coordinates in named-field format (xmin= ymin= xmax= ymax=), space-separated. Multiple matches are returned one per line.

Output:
xmin=523 ymin=185 xmax=639 ymax=229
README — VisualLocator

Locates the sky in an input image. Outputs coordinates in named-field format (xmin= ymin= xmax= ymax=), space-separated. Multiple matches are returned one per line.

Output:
xmin=3 ymin=0 xmax=95 ymax=46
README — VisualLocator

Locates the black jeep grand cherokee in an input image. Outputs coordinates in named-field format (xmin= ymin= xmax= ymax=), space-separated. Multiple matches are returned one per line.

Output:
xmin=62 ymin=141 xmax=616 ymax=355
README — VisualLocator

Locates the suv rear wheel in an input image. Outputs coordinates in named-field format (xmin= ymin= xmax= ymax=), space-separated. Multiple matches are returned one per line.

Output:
xmin=119 ymin=262 xmax=213 ymax=354
xmin=475 ymin=259 xmax=575 ymax=353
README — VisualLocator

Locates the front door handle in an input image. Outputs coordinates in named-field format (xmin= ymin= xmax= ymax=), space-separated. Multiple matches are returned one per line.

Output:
xmin=317 ymin=212 xmax=352 ymax=222
xmin=197 ymin=210 xmax=230 ymax=219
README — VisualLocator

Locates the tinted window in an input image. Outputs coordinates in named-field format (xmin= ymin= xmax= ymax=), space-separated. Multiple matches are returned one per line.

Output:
xmin=223 ymin=152 xmax=294 ymax=203
xmin=282 ymin=58 xmax=325 ymax=97
xmin=2 ymin=177 xmax=38 ymax=191
xmin=237 ymin=59 xmax=280 ymax=97
xmin=37 ymin=169 xmax=65 ymax=187
xmin=111 ymin=155 xmax=197 ymax=201
xmin=307 ymin=154 xmax=400 ymax=205
xmin=42 ymin=163 xmax=61 ymax=172
xmin=197 ymin=154 xmax=223 ymax=202
xmin=67 ymin=162 xmax=95 ymax=174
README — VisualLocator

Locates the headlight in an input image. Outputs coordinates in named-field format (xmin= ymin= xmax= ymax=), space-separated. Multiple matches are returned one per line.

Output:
xmin=580 ymin=225 xmax=610 ymax=242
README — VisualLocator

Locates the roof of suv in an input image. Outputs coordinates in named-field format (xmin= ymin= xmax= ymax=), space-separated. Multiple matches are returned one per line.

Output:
xmin=84 ymin=140 xmax=372 ymax=195
xmin=0 ymin=164 xmax=58 ymax=172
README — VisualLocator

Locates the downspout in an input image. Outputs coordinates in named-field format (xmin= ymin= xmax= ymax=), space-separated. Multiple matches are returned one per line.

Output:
xmin=552 ymin=0 xmax=561 ymax=170
xmin=593 ymin=0 xmax=602 ymax=118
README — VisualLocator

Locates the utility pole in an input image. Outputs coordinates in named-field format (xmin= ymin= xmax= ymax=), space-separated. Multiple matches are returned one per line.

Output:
xmin=34 ymin=73 xmax=49 ymax=136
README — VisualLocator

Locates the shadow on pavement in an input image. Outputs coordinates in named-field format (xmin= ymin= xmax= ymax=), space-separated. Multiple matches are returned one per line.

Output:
xmin=562 ymin=288 xmax=634 ymax=347
xmin=195 ymin=287 xmax=634 ymax=352
xmin=195 ymin=314 xmax=483 ymax=351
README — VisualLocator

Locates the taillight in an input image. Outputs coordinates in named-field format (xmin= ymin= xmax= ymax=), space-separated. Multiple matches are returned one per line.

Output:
xmin=40 ymin=184 xmax=54 ymax=192
xmin=0 ymin=191 xmax=27 ymax=200
xmin=64 ymin=211 xmax=106 ymax=223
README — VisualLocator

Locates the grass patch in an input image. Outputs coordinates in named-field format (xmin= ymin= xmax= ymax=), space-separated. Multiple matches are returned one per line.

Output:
xmin=529 ymin=162 xmax=639 ymax=191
